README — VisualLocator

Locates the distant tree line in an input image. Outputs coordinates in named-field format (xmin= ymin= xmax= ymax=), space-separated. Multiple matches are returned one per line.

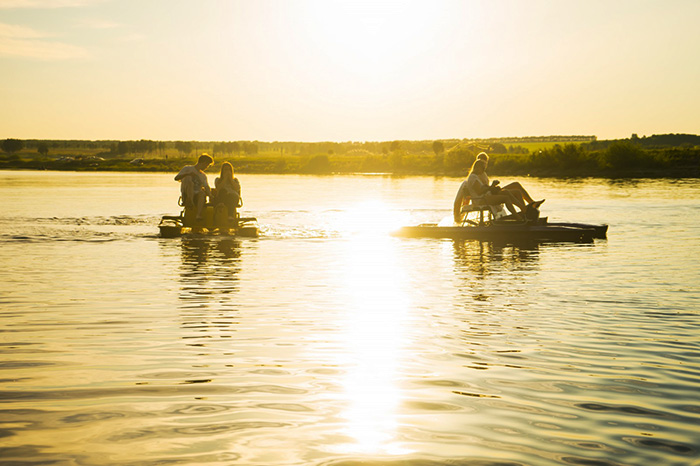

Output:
xmin=111 ymin=140 xmax=163 ymax=155
xmin=583 ymin=133 xmax=700 ymax=150
xmin=3 ymin=136 xmax=599 ymax=159
xmin=487 ymin=141 xmax=700 ymax=176
xmin=480 ymin=135 xmax=597 ymax=143
xmin=212 ymin=141 xmax=259 ymax=155
xmin=1 ymin=138 xmax=24 ymax=154
xmin=2 ymin=134 xmax=699 ymax=177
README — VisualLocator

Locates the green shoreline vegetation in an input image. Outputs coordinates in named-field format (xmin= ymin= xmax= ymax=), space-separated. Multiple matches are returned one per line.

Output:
xmin=1 ymin=134 xmax=699 ymax=178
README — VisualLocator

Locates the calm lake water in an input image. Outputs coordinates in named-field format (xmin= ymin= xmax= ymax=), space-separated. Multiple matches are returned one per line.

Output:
xmin=1 ymin=170 xmax=700 ymax=466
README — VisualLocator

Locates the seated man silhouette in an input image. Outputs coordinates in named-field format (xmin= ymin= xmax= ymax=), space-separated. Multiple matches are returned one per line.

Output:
xmin=175 ymin=153 xmax=213 ymax=221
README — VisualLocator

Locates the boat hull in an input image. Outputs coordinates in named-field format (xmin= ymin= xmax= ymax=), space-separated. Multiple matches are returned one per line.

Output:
xmin=393 ymin=221 xmax=603 ymax=243
xmin=159 ymin=221 xmax=259 ymax=238
xmin=545 ymin=222 xmax=608 ymax=239
xmin=159 ymin=205 xmax=259 ymax=238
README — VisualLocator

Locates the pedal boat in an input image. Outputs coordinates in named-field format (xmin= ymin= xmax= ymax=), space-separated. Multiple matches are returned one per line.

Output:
xmin=393 ymin=203 xmax=607 ymax=243
xmin=159 ymin=203 xmax=259 ymax=238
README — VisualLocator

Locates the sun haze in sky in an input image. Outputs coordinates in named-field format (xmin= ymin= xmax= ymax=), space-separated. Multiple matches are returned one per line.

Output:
xmin=1 ymin=0 xmax=698 ymax=142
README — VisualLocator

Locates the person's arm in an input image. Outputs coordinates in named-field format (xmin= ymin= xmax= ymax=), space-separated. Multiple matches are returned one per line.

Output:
xmin=202 ymin=175 xmax=212 ymax=196
xmin=453 ymin=196 xmax=463 ymax=223
xmin=174 ymin=166 xmax=192 ymax=181
xmin=233 ymin=178 xmax=242 ymax=207
xmin=453 ymin=182 xmax=467 ymax=223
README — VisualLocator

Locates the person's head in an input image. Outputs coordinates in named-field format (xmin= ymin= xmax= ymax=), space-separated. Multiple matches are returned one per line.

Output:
xmin=220 ymin=161 xmax=234 ymax=180
xmin=196 ymin=153 xmax=214 ymax=170
xmin=477 ymin=152 xmax=489 ymax=162
xmin=468 ymin=159 xmax=486 ymax=176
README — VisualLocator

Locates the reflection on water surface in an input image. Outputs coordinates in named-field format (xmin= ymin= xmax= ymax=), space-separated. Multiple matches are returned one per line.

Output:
xmin=333 ymin=235 xmax=411 ymax=455
xmin=1 ymin=172 xmax=700 ymax=465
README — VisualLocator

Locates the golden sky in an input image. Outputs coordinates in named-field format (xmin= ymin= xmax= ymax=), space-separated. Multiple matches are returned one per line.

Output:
xmin=1 ymin=0 xmax=698 ymax=141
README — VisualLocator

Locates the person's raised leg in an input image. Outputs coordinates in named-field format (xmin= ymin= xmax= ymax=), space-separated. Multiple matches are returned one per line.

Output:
xmin=181 ymin=177 xmax=194 ymax=206
xmin=505 ymin=190 xmax=527 ymax=214
xmin=225 ymin=193 xmax=238 ymax=222
xmin=505 ymin=187 xmax=526 ymax=206
xmin=503 ymin=199 xmax=524 ymax=221
xmin=195 ymin=192 xmax=206 ymax=220
xmin=506 ymin=182 xmax=534 ymax=204
xmin=488 ymin=194 xmax=524 ymax=221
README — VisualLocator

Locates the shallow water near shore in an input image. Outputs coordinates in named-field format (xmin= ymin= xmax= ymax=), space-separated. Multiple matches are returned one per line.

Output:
xmin=1 ymin=171 xmax=700 ymax=465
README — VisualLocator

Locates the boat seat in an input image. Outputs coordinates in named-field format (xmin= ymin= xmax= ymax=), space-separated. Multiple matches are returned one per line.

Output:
xmin=459 ymin=196 xmax=504 ymax=226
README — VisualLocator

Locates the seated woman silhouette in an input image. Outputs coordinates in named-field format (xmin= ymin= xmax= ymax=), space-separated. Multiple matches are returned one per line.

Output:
xmin=453 ymin=159 xmax=527 ymax=223
xmin=212 ymin=162 xmax=241 ymax=221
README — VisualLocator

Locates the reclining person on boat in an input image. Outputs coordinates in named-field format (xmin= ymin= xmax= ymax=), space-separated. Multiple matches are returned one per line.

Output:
xmin=174 ymin=153 xmax=213 ymax=221
xmin=212 ymin=162 xmax=241 ymax=222
xmin=477 ymin=152 xmax=544 ymax=209
xmin=453 ymin=159 xmax=527 ymax=223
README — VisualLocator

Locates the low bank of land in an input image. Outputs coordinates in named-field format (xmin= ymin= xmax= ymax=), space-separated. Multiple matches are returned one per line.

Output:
xmin=1 ymin=135 xmax=699 ymax=178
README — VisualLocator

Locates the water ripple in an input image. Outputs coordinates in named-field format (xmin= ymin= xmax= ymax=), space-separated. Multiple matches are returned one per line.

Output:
xmin=2 ymin=174 xmax=700 ymax=466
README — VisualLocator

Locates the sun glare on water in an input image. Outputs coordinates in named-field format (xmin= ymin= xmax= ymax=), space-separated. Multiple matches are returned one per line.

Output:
xmin=323 ymin=200 xmax=414 ymax=454
xmin=331 ymin=200 xmax=410 ymax=237
xmin=335 ymin=238 xmax=412 ymax=454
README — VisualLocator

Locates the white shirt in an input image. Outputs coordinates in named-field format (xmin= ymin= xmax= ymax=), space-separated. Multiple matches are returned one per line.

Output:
xmin=466 ymin=173 xmax=487 ymax=199
xmin=176 ymin=165 xmax=210 ymax=192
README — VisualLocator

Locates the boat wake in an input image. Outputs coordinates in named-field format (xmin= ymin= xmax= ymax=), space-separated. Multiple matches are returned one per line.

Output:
xmin=0 ymin=214 xmax=162 ymax=243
